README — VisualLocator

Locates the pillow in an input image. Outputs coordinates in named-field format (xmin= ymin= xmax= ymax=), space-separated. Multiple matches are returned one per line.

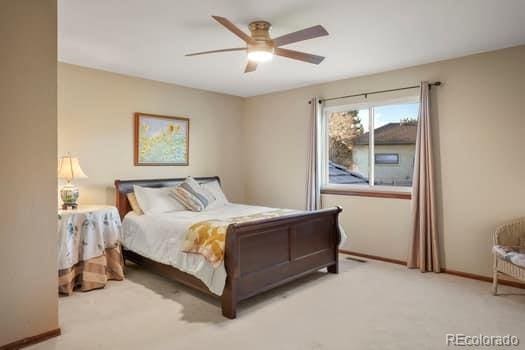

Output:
xmin=126 ymin=192 xmax=144 ymax=215
xmin=202 ymin=180 xmax=229 ymax=209
xmin=133 ymin=185 xmax=186 ymax=215
xmin=170 ymin=177 xmax=216 ymax=212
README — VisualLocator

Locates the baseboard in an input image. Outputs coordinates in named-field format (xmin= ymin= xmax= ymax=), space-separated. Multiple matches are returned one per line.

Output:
xmin=339 ymin=249 xmax=525 ymax=289
xmin=0 ymin=328 xmax=61 ymax=350
xmin=442 ymin=268 xmax=525 ymax=289
xmin=340 ymin=249 xmax=406 ymax=266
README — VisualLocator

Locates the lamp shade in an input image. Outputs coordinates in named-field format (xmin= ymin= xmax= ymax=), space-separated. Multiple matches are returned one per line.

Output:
xmin=58 ymin=155 xmax=87 ymax=181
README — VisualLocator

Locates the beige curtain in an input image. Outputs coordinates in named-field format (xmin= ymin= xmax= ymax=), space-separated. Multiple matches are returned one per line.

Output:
xmin=407 ymin=82 xmax=441 ymax=272
xmin=306 ymin=97 xmax=322 ymax=210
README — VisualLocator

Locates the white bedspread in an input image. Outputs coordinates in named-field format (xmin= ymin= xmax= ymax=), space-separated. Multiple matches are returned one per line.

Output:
xmin=122 ymin=203 xmax=278 ymax=295
xmin=122 ymin=203 xmax=347 ymax=296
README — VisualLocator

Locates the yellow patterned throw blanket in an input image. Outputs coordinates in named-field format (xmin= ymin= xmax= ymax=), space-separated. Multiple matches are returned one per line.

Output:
xmin=182 ymin=210 xmax=295 ymax=267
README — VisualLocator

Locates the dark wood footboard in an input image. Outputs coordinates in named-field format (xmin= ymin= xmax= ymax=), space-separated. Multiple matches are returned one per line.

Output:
xmin=115 ymin=177 xmax=342 ymax=319
xmin=221 ymin=207 xmax=342 ymax=318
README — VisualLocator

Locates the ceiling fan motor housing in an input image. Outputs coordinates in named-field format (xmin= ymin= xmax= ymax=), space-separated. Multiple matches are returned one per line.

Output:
xmin=248 ymin=20 xmax=274 ymax=53
xmin=249 ymin=21 xmax=272 ymax=41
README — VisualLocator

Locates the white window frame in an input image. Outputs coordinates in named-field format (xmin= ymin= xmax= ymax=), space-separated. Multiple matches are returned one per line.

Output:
xmin=321 ymin=96 xmax=419 ymax=194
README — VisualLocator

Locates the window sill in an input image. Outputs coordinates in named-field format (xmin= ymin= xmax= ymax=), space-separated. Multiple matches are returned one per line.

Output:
xmin=321 ymin=186 xmax=412 ymax=200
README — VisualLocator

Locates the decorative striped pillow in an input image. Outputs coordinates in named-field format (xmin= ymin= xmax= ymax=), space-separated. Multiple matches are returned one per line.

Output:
xmin=170 ymin=177 xmax=216 ymax=212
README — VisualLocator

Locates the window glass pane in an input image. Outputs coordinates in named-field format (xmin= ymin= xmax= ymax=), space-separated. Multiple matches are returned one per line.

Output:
xmin=375 ymin=153 xmax=399 ymax=164
xmin=373 ymin=102 xmax=419 ymax=186
xmin=328 ymin=109 xmax=369 ymax=185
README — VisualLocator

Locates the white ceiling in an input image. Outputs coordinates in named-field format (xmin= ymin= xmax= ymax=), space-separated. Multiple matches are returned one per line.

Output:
xmin=59 ymin=0 xmax=525 ymax=97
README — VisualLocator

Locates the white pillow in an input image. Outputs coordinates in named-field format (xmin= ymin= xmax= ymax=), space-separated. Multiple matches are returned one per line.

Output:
xmin=202 ymin=180 xmax=229 ymax=209
xmin=133 ymin=185 xmax=186 ymax=215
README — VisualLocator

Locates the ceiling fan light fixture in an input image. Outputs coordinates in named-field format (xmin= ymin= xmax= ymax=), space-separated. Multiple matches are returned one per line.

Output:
xmin=247 ymin=50 xmax=273 ymax=63
xmin=186 ymin=16 xmax=329 ymax=72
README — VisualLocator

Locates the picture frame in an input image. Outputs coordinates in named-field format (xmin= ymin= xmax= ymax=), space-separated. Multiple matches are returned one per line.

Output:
xmin=134 ymin=112 xmax=189 ymax=166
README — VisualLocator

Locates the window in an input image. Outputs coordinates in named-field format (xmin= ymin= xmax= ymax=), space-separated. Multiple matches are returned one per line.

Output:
xmin=375 ymin=153 xmax=399 ymax=165
xmin=324 ymin=99 xmax=419 ymax=190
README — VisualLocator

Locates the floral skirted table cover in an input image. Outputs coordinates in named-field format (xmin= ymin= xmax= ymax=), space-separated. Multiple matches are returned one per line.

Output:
xmin=57 ymin=205 xmax=124 ymax=295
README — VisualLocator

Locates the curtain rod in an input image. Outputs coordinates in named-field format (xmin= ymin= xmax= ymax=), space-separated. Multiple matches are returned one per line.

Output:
xmin=309 ymin=81 xmax=441 ymax=104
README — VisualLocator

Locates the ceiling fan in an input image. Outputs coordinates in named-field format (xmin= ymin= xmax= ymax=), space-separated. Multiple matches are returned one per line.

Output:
xmin=185 ymin=16 xmax=329 ymax=73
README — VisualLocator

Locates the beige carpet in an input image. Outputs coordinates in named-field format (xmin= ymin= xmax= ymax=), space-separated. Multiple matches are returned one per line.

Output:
xmin=30 ymin=255 xmax=525 ymax=350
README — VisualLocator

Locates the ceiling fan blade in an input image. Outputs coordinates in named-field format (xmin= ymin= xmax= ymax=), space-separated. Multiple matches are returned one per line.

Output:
xmin=274 ymin=48 xmax=325 ymax=65
xmin=185 ymin=47 xmax=246 ymax=56
xmin=244 ymin=61 xmax=257 ymax=73
xmin=272 ymin=25 xmax=328 ymax=47
xmin=212 ymin=16 xmax=256 ymax=44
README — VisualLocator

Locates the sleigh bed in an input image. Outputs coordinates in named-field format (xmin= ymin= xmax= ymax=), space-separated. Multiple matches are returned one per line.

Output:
xmin=115 ymin=176 xmax=342 ymax=319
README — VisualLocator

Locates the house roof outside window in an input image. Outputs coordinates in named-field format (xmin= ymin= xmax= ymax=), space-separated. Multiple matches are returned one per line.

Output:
xmin=328 ymin=161 xmax=368 ymax=184
xmin=354 ymin=122 xmax=417 ymax=145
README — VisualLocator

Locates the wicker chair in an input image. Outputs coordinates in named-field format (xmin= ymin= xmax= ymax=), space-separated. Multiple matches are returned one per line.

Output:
xmin=492 ymin=217 xmax=525 ymax=295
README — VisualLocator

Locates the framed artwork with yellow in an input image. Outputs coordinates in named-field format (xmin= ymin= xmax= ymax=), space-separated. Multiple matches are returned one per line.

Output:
xmin=134 ymin=113 xmax=189 ymax=166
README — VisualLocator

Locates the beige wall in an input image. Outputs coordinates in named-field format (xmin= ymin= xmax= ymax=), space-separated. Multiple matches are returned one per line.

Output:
xmin=0 ymin=0 xmax=58 ymax=346
xmin=243 ymin=45 xmax=525 ymax=276
xmin=323 ymin=195 xmax=411 ymax=261
xmin=58 ymin=63 xmax=245 ymax=205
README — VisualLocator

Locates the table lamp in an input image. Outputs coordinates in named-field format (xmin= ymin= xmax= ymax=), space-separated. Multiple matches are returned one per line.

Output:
xmin=58 ymin=154 xmax=88 ymax=209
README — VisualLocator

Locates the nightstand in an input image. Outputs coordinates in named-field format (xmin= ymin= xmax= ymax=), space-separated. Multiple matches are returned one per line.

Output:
xmin=57 ymin=205 xmax=124 ymax=295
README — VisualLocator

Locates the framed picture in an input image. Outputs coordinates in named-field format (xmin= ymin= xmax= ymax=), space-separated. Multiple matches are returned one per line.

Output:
xmin=134 ymin=112 xmax=189 ymax=166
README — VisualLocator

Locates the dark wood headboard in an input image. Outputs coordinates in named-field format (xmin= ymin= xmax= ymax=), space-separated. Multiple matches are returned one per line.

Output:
xmin=114 ymin=176 xmax=221 ymax=219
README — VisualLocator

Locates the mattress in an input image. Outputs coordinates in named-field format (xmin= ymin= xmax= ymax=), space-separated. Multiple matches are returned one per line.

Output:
xmin=121 ymin=203 xmax=278 ymax=295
